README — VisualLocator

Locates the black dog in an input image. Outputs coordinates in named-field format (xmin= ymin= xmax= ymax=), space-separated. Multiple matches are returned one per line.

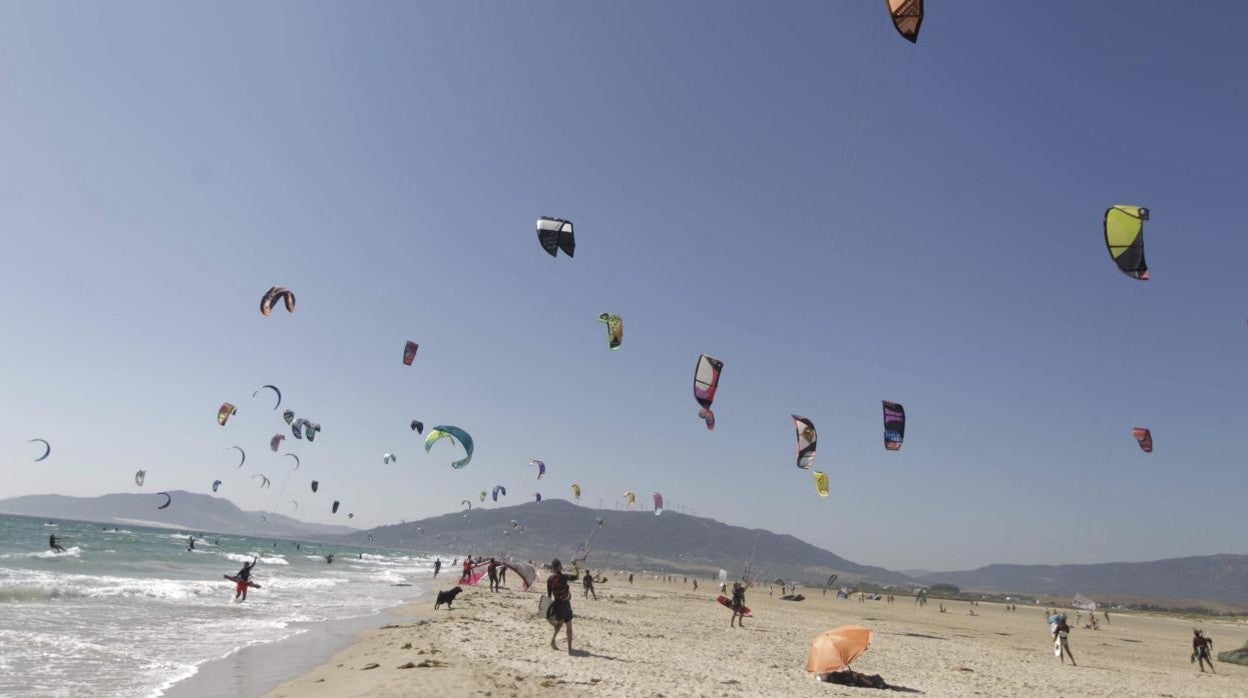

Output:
xmin=434 ymin=586 xmax=463 ymax=610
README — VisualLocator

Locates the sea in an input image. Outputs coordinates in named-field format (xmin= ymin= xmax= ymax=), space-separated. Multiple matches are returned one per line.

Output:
xmin=0 ymin=513 xmax=433 ymax=697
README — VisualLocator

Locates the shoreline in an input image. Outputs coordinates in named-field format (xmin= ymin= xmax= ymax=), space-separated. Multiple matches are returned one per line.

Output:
xmin=160 ymin=604 xmax=410 ymax=698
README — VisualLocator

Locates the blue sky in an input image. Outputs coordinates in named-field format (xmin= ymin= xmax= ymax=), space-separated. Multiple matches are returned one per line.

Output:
xmin=1 ymin=1 xmax=1245 ymax=571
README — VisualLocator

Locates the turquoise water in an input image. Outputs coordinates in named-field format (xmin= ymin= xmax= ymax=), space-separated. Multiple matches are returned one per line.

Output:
xmin=0 ymin=514 xmax=430 ymax=697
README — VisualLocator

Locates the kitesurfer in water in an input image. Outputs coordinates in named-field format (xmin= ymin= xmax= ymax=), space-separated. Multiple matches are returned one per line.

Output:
xmin=325 ymin=554 xmax=334 ymax=564
xmin=48 ymin=534 xmax=65 ymax=553
xmin=234 ymin=557 xmax=258 ymax=601
xmin=545 ymin=559 xmax=578 ymax=654
xmin=433 ymin=558 xmax=442 ymax=577
xmin=187 ymin=536 xmax=195 ymax=552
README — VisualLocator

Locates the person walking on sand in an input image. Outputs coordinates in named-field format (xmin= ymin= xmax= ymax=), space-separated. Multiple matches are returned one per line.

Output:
xmin=546 ymin=559 xmax=578 ymax=654
xmin=1192 ymin=629 xmax=1215 ymax=673
xmin=433 ymin=558 xmax=442 ymax=577
xmin=629 ymin=573 xmax=634 ymax=584
xmin=498 ymin=562 xmax=507 ymax=586
xmin=48 ymin=534 xmax=66 ymax=553
xmin=1053 ymin=614 xmax=1076 ymax=665
xmin=730 ymin=581 xmax=747 ymax=628
xmin=582 ymin=568 xmax=598 ymax=600
xmin=487 ymin=558 xmax=499 ymax=592
xmin=693 ymin=579 xmax=698 ymax=592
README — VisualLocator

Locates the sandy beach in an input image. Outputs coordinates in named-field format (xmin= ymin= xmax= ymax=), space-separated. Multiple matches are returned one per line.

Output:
xmin=266 ymin=574 xmax=1248 ymax=697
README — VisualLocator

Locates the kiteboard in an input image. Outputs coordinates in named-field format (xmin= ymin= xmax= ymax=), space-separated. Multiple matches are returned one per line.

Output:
xmin=1053 ymin=636 xmax=1061 ymax=657
xmin=538 ymin=595 xmax=558 ymax=627
xmin=716 ymin=595 xmax=751 ymax=616
xmin=224 ymin=575 xmax=261 ymax=589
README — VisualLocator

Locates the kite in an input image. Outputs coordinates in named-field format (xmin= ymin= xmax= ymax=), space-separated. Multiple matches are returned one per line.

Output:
xmin=813 ymin=471 xmax=830 ymax=497
xmin=156 ymin=492 xmax=172 ymax=510
xmin=571 ymin=483 xmax=581 ymax=500
xmin=288 ymin=500 xmax=299 ymax=512
xmin=28 ymin=438 xmax=50 ymax=462
xmin=270 ymin=434 xmax=285 ymax=452
xmin=1133 ymin=427 xmax=1153 ymax=453
xmin=332 ymin=500 xmax=340 ymax=514
xmin=135 ymin=469 xmax=146 ymax=487
xmin=410 ymin=420 xmax=424 ymax=434
xmin=885 ymin=0 xmax=923 ymax=43
xmin=260 ymin=286 xmax=296 ymax=316
xmin=311 ymin=480 xmax=319 ymax=493
xmin=1073 ymin=593 xmax=1097 ymax=611
xmin=694 ymin=354 xmax=723 ymax=430
xmin=882 ymin=401 xmax=905 ymax=451
xmin=217 ymin=403 xmax=236 ymax=426
xmin=529 ymin=459 xmax=546 ymax=479
xmin=479 ymin=491 xmax=487 ymax=503
xmin=284 ymin=453 xmax=300 ymax=470
xmin=260 ymin=515 xmax=268 ymax=524
xmin=461 ymin=499 xmax=472 ymax=510
xmin=624 ymin=491 xmax=636 ymax=508
xmin=597 ymin=313 xmax=623 ymax=350
xmin=212 ymin=480 xmax=222 ymax=493
xmin=292 ymin=418 xmax=308 ymax=440
xmin=1104 ymin=205 xmax=1150 ymax=280
xmin=348 ymin=513 xmax=354 ymax=519
xmin=383 ymin=452 xmax=397 ymax=464
xmin=253 ymin=473 xmax=271 ymax=489
xmin=492 ymin=485 xmax=507 ymax=502
xmin=534 ymin=492 xmax=542 ymax=502
xmin=283 ymin=410 xmax=295 ymax=425
xmin=403 ymin=340 xmax=419 ymax=366
xmin=425 ymin=426 xmax=474 ymax=469
xmin=824 ymin=574 xmax=838 ymax=595
xmin=229 ymin=445 xmax=245 ymax=468
xmin=253 ymin=385 xmax=281 ymax=410
xmin=305 ymin=423 xmax=321 ymax=442
xmin=652 ymin=491 xmax=664 ymax=515
xmin=792 ymin=415 xmax=817 ymax=469
xmin=536 ymin=216 xmax=575 ymax=257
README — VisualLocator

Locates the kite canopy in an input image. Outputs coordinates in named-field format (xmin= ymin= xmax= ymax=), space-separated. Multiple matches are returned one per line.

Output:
xmin=217 ymin=403 xmax=237 ymax=426
xmin=283 ymin=410 xmax=296 ymax=425
xmin=536 ymin=216 xmax=575 ymax=257
xmin=597 ymin=313 xmax=623 ymax=350
xmin=425 ymin=426 xmax=474 ymax=469
xmin=211 ymin=480 xmax=222 ymax=493
xmin=530 ymin=459 xmax=546 ymax=479
xmin=694 ymin=354 xmax=723 ymax=430
xmin=1132 ymin=427 xmax=1153 ymax=453
xmin=1072 ymin=593 xmax=1097 ymax=611
xmin=461 ymin=499 xmax=472 ymax=510
xmin=534 ymin=492 xmax=542 ymax=502
xmin=28 ymin=438 xmax=50 ymax=462
xmin=410 ymin=420 xmax=424 ymax=434
xmin=623 ymin=491 xmax=636 ymax=508
xmin=270 ymin=434 xmax=285 ymax=452
xmin=824 ymin=575 xmax=839 ymax=594
xmin=332 ymin=500 xmax=340 ymax=514
xmin=698 ymin=407 xmax=716 ymax=430
xmin=813 ymin=471 xmax=830 ymax=497
xmin=652 ymin=491 xmax=664 ymax=515
xmin=260 ymin=286 xmax=296 ymax=316
xmin=229 ymin=445 xmax=246 ymax=468
xmin=252 ymin=474 xmax=271 ymax=489
xmin=253 ymin=385 xmax=281 ymax=410
xmin=156 ymin=492 xmax=172 ymax=510
xmin=284 ymin=453 xmax=300 ymax=470
xmin=1104 ymin=205 xmax=1150 ymax=280
xmin=479 ymin=491 xmax=487 ymax=503
xmin=571 ymin=483 xmax=581 ymax=500
xmin=292 ymin=418 xmax=309 ymax=440
xmin=882 ymin=401 xmax=905 ymax=451
xmin=288 ymin=500 xmax=299 ymax=512
xmin=403 ymin=340 xmax=419 ymax=366
xmin=492 ymin=485 xmax=507 ymax=502
xmin=134 ymin=470 xmax=146 ymax=487
xmin=885 ymin=0 xmax=923 ymax=43
xmin=792 ymin=415 xmax=817 ymax=469
xmin=305 ymin=422 xmax=321 ymax=442
xmin=383 ymin=452 xmax=397 ymax=464
xmin=311 ymin=480 xmax=319 ymax=493
xmin=806 ymin=625 xmax=873 ymax=674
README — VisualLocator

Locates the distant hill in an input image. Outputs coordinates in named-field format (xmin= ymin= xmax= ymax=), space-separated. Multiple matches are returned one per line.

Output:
xmin=0 ymin=491 xmax=357 ymax=539
xmin=332 ymin=498 xmax=913 ymax=586
xmin=920 ymin=555 xmax=1248 ymax=607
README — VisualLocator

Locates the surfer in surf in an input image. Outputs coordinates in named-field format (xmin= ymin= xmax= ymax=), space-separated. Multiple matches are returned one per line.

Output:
xmin=545 ymin=559 xmax=578 ymax=654
xmin=48 ymin=534 xmax=66 ymax=553
xmin=187 ymin=536 xmax=195 ymax=552
xmin=232 ymin=557 xmax=258 ymax=601
xmin=433 ymin=558 xmax=442 ymax=577
xmin=730 ymin=582 xmax=747 ymax=628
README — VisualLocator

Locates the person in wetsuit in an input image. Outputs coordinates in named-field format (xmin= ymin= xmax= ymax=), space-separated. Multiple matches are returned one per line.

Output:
xmin=582 ymin=568 xmax=597 ymax=600
xmin=187 ymin=536 xmax=195 ymax=552
xmin=730 ymin=581 xmax=747 ymax=628
xmin=433 ymin=558 xmax=442 ymax=577
xmin=48 ymin=534 xmax=66 ymax=553
xmin=1193 ymin=629 xmax=1215 ymax=673
xmin=234 ymin=557 xmax=258 ymax=601
xmin=487 ymin=558 xmax=499 ymax=592
xmin=498 ymin=562 xmax=507 ymax=586
xmin=546 ymin=559 xmax=579 ymax=654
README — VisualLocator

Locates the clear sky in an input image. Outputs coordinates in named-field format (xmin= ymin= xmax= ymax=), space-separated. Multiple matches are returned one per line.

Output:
xmin=1 ymin=1 xmax=1245 ymax=572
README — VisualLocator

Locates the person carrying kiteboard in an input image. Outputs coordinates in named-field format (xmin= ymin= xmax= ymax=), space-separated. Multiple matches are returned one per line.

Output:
xmin=230 ymin=557 xmax=259 ymax=602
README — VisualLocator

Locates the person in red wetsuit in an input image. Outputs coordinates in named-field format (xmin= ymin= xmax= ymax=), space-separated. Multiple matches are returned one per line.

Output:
xmin=545 ymin=559 xmax=579 ymax=654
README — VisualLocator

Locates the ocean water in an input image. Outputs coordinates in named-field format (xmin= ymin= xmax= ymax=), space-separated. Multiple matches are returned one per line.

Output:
xmin=0 ymin=513 xmax=431 ymax=697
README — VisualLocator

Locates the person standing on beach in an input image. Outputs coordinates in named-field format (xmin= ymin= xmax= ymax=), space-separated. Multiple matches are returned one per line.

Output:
xmin=1192 ymin=629 xmax=1215 ymax=672
xmin=545 ymin=559 xmax=578 ymax=654
xmin=498 ymin=562 xmax=507 ymax=586
xmin=433 ymin=558 xmax=442 ymax=577
xmin=487 ymin=558 xmax=499 ymax=592
xmin=693 ymin=579 xmax=698 ymax=591
xmin=628 ymin=573 xmax=634 ymax=584
xmin=730 ymin=581 xmax=747 ymax=628
xmin=1053 ymin=614 xmax=1076 ymax=665
xmin=461 ymin=556 xmax=473 ymax=583
xmin=48 ymin=534 xmax=66 ymax=553
xmin=582 ymin=569 xmax=597 ymax=600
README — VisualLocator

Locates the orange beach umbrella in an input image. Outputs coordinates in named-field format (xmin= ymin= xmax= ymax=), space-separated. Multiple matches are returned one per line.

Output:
xmin=806 ymin=625 xmax=873 ymax=673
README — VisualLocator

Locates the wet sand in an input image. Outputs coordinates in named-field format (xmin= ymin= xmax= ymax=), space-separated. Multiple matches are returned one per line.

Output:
xmin=266 ymin=575 xmax=1248 ymax=697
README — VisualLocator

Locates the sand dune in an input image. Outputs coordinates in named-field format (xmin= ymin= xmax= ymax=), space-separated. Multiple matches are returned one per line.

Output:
xmin=267 ymin=575 xmax=1248 ymax=697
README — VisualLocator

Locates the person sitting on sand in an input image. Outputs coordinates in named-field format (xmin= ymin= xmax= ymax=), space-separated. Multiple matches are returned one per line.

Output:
xmin=730 ymin=581 xmax=747 ymax=628
xmin=546 ymin=559 xmax=578 ymax=653
xmin=48 ymin=534 xmax=66 ymax=553
xmin=1192 ymin=629 xmax=1215 ymax=673
xmin=234 ymin=557 xmax=258 ymax=601
xmin=487 ymin=558 xmax=499 ymax=592
xmin=582 ymin=568 xmax=598 ymax=600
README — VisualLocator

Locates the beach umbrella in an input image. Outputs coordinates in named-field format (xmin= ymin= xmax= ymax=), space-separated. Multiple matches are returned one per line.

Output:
xmin=806 ymin=626 xmax=873 ymax=674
